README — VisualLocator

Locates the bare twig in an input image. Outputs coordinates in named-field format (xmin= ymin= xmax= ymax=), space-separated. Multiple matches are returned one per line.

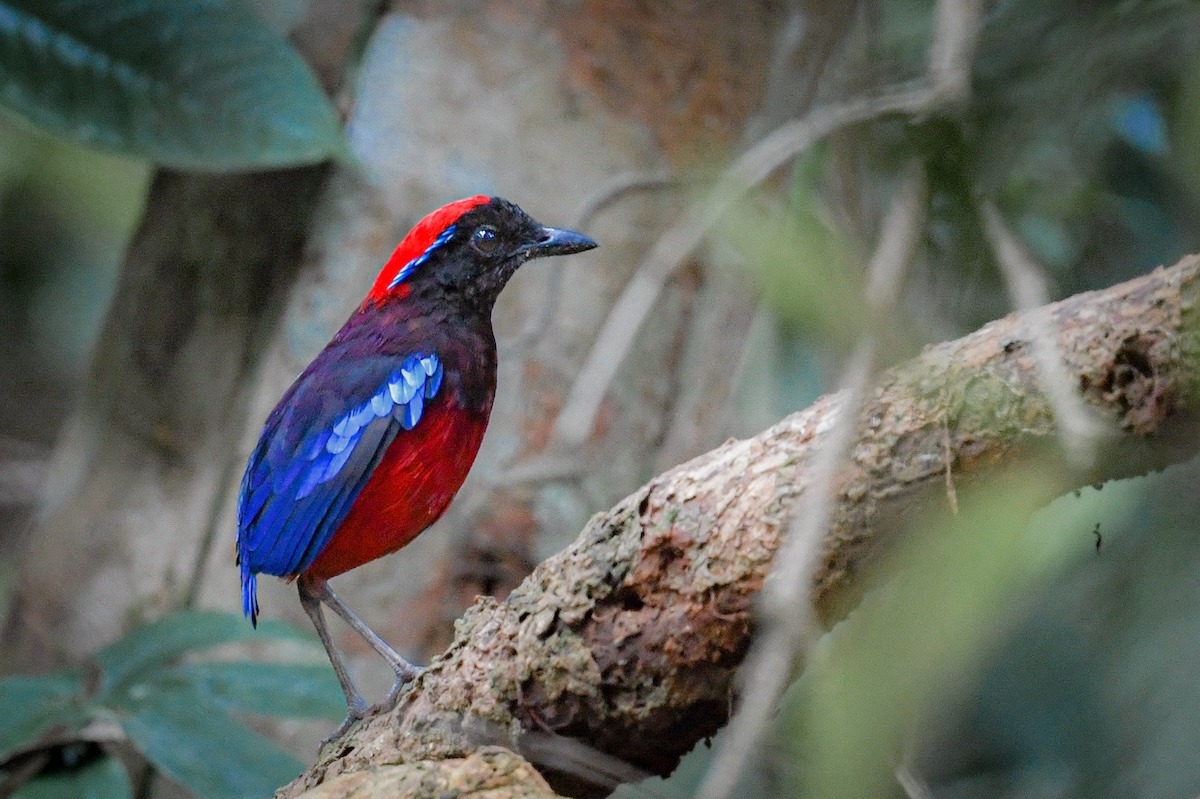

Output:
xmin=573 ymin=172 xmax=679 ymax=232
xmin=692 ymin=3 xmax=985 ymax=793
xmin=978 ymin=201 xmax=1111 ymax=465
xmin=896 ymin=765 xmax=935 ymax=799
xmin=928 ymin=0 xmax=985 ymax=104
xmin=549 ymin=0 xmax=986 ymax=453
xmin=694 ymin=163 xmax=929 ymax=799
xmin=942 ymin=420 xmax=959 ymax=514
xmin=548 ymin=85 xmax=937 ymax=450
xmin=519 ymin=733 xmax=676 ymax=799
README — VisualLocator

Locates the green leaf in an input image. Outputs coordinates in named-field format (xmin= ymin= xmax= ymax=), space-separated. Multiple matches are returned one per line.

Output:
xmin=94 ymin=610 xmax=315 ymax=695
xmin=785 ymin=469 xmax=1076 ymax=799
xmin=0 ymin=0 xmax=343 ymax=170
xmin=12 ymin=753 xmax=131 ymax=799
xmin=0 ymin=674 xmax=87 ymax=761
xmin=164 ymin=661 xmax=346 ymax=720
xmin=113 ymin=685 xmax=303 ymax=799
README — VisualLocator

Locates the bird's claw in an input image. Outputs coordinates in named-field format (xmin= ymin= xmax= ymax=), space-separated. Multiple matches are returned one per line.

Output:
xmin=317 ymin=667 xmax=419 ymax=750
xmin=320 ymin=696 xmax=369 ymax=749
xmin=375 ymin=664 xmax=425 ymax=714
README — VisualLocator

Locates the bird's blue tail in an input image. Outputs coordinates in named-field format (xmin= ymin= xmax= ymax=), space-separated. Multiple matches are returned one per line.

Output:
xmin=240 ymin=560 xmax=260 ymax=627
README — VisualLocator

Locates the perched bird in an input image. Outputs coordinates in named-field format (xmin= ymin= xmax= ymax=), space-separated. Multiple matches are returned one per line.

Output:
xmin=236 ymin=196 xmax=596 ymax=735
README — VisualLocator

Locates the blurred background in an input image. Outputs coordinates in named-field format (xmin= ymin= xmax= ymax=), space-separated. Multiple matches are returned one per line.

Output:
xmin=1 ymin=0 xmax=1199 ymax=798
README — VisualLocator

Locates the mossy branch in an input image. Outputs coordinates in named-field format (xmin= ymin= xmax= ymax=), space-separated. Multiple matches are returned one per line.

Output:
xmin=282 ymin=256 xmax=1200 ymax=799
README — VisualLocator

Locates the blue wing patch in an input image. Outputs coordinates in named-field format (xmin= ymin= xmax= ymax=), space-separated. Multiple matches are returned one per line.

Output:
xmin=388 ymin=225 xmax=456 ymax=289
xmin=236 ymin=353 xmax=444 ymax=624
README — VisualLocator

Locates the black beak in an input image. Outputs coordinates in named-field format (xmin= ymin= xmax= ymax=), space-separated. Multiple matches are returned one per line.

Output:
xmin=523 ymin=226 xmax=598 ymax=259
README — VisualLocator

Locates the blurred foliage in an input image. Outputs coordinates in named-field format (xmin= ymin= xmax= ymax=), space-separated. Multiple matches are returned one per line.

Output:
xmin=712 ymin=1 xmax=1200 ymax=798
xmin=780 ymin=469 xmax=1113 ymax=798
xmin=0 ymin=0 xmax=343 ymax=171
xmin=761 ymin=459 xmax=1200 ymax=799
xmin=0 ymin=111 xmax=148 ymax=446
xmin=0 ymin=611 xmax=345 ymax=799
xmin=908 ymin=462 xmax=1200 ymax=799
xmin=730 ymin=0 xmax=1200 ymax=413
xmin=723 ymin=145 xmax=864 ymax=344
xmin=12 ymin=745 xmax=131 ymax=799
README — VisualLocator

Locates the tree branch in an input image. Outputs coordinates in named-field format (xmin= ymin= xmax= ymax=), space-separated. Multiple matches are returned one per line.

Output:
xmin=283 ymin=256 xmax=1200 ymax=799
xmin=694 ymin=159 xmax=930 ymax=799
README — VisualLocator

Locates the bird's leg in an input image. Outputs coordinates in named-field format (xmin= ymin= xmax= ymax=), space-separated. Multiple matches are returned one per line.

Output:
xmin=317 ymin=580 xmax=423 ymax=710
xmin=297 ymin=578 xmax=369 ymax=742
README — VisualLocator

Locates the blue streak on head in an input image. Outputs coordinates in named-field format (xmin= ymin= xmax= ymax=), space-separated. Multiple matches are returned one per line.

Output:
xmin=388 ymin=225 xmax=457 ymax=289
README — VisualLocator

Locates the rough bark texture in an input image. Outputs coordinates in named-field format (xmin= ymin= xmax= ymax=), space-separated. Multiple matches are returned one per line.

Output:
xmin=282 ymin=257 xmax=1200 ymax=799
xmin=297 ymin=747 xmax=559 ymax=799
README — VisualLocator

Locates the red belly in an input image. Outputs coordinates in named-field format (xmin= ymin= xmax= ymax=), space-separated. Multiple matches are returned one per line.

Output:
xmin=301 ymin=396 xmax=489 ymax=580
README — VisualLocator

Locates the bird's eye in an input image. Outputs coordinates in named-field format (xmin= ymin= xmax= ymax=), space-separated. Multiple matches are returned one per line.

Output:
xmin=471 ymin=225 xmax=499 ymax=254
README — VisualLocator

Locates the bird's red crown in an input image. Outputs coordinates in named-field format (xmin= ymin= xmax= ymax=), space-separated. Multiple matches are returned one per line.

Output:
xmin=365 ymin=194 xmax=490 ymax=305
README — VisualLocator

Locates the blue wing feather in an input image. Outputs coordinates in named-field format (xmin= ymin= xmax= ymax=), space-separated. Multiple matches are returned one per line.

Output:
xmin=236 ymin=352 xmax=443 ymax=623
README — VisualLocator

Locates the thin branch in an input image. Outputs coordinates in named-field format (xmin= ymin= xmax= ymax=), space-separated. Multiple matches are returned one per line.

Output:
xmin=573 ymin=172 xmax=679 ymax=232
xmin=941 ymin=419 xmax=959 ymax=514
xmin=927 ymin=0 xmax=985 ymax=104
xmin=896 ymin=765 xmax=935 ymax=799
xmin=978 ymin=201 xmax=1111 ymax=466
xmin=548 ymin=0 xmax=987 ymax=453
xmin=548 ymin=84 xmax=936 ymax=450
xmin=693 ymin=0 xmax=986 ymax=791
xmin=693 ymin=162 xmax=929 ymax=799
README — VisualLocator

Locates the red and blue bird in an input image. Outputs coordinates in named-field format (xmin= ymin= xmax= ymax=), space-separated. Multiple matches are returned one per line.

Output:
xmin=236 ymin=196 xmax=596 ymax=735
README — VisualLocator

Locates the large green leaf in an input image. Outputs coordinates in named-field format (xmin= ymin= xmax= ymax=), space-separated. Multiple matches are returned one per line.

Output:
xmin=12 ymin=753 xmax=131 ymax=799
xmin=0 ymin=674 xmax=87 ymax=761
xmin=113 ymin=686 xmax=302 ymax=799
xmin=165 ymin=661 xmax=346 ymax=720
xmin=94 ymin=610 xmax=314 ymax=695
xmin=0 ymin=0 xmax=343 ymax=170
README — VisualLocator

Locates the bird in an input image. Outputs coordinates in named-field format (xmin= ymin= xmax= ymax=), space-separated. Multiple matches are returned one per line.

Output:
xmin=235 ymin=196 xmax=597 ymax=737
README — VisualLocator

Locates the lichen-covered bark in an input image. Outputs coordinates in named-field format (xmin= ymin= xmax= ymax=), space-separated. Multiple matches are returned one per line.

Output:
xmin=282 ymin=257 xmax=1200 ymax=799
xmin=297 ymin=748 xmax=559 ymax=799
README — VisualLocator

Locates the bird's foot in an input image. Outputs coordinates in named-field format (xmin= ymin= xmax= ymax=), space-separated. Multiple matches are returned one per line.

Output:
xmin=375 ymin=663 xmax=425 ymax=714
xmin=319 ymin=696 xmax=369 ymax=750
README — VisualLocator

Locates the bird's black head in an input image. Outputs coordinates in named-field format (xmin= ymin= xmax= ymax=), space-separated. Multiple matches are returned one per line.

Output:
xmin=368 ymin=196 xmax=597 ymax=313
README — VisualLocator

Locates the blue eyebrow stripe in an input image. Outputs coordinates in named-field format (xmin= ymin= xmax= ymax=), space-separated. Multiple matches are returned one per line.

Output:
xmin=388 ymin=225 xmax=457 ymax=289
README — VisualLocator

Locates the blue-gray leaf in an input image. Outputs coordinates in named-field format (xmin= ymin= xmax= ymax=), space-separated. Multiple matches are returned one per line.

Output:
xmin=158 ymin=661 xmax=346 ymax=720
xmin=0 ymin=0 xmax=343 ymax=170
xmin=94 ymin=610 xmax=316 ymax=696
xmin=0 ymin=673 xmax=87 ymax=762
xmin=114 ymin=686 xmax=302 ymax=799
